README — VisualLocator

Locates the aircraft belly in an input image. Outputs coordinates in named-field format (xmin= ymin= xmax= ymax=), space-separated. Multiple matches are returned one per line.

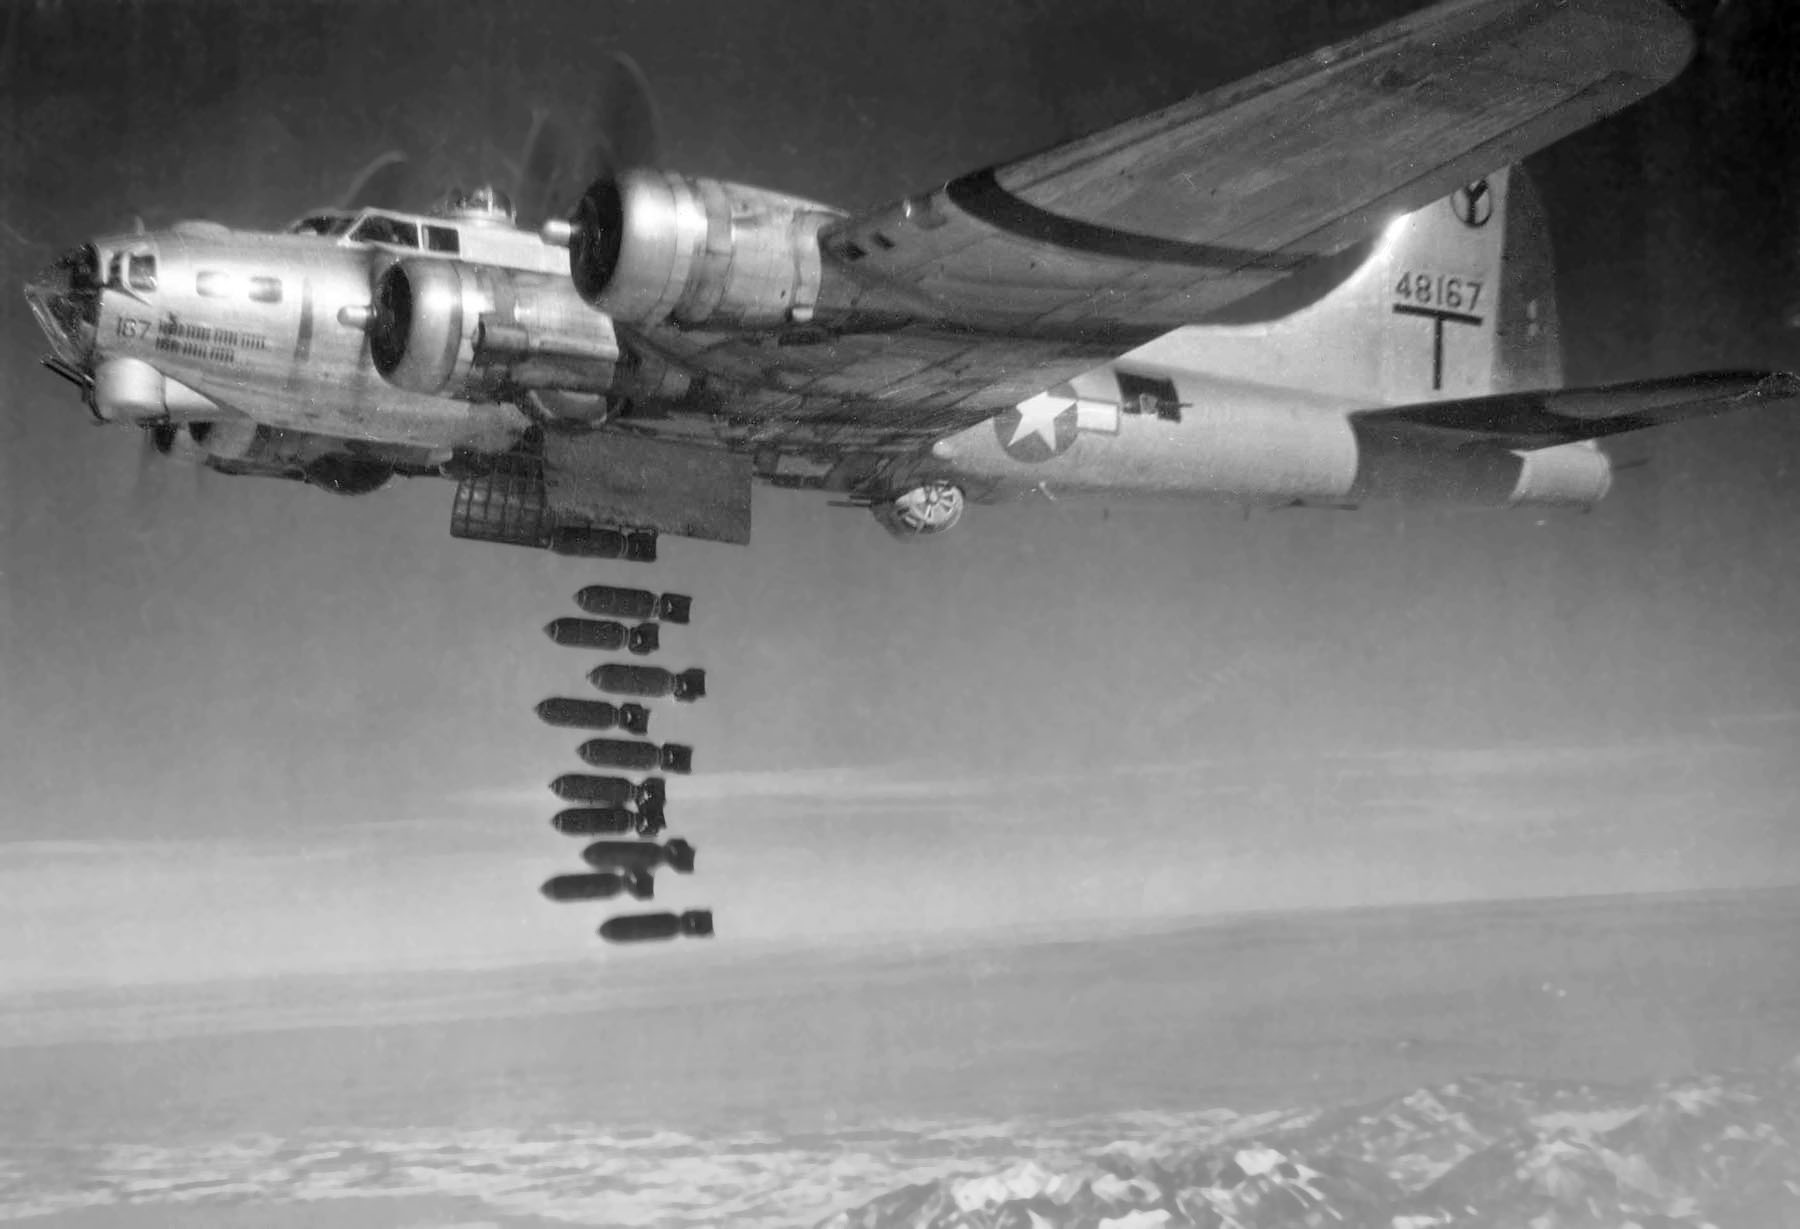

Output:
xmin=219 ymin=377 xmax=528 ymax=453
xmin=928 ymin=392 xmax=1362 ymax=504
xmin=923 ymin=378 xmax=1613 ymax=510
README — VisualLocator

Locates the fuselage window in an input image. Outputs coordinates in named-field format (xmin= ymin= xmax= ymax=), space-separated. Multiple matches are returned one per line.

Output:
xmin=248 ymin=276 xmax=283 ymax=303
xmin=128 ymin=254 xmax=157 ymax=292
xmin=197 ymin=270 xmax=230 ymax=297
xmin=349 ymin=215 xmax=420 ymax=249
xmin=425 ymin=225 xmax=460 ymax=254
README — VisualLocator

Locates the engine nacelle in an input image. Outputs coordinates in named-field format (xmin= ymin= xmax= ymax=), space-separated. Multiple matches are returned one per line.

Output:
xmin=568 ymin=169 xmax=843 ymax=329
xmin=873 ymin=482 xmax=965 ymax=539
xmin=369 ymin=258 xmax=621 ymax=402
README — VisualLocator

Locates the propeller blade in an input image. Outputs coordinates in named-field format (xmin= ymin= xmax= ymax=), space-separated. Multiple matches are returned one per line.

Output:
xmin=333 ymin=149 xmax=416 ymax=212
xmin=512 ymin=52 xmax=663 ymax=226
xmin=133 ymin=423 xmax=169 ymax=514
xmin=593 ymin=52 xmax=662 ymax=171
xmin=307 ymin=53 xmax=663 ymax=227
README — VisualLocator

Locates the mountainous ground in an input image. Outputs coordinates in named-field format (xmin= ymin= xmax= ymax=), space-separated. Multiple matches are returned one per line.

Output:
xmin=3 ymin=1057 xmax=1793 ymax=1228
xmin=823 ymin=1057 xmax=1800 ymax=1229
xmin=5 ymin=889 xmax=1796 ymax=1227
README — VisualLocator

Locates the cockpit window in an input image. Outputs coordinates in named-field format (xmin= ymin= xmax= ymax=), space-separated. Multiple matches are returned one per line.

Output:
xmin=349 ymin=215 xmax=420 ymax=249
xmin=425 ymin=225 xmax=460 ymax=254
xmin=107 ymin=253 xmax=124 ymax=289
xmin=128 ymin=254 xmax=157 ymax=292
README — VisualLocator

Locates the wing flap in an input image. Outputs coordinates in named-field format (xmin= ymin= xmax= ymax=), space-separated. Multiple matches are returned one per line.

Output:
xmin=1353 ymin=371 xmax=1800 ymax=450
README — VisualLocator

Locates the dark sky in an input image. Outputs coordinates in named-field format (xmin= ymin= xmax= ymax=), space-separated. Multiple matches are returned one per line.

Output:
xmin=2 ymin=0 xmax=1798 ymax=990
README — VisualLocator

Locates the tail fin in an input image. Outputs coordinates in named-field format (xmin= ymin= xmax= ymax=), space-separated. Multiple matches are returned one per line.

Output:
xmin=1125 ymin=166 xmax=1564 ymax=405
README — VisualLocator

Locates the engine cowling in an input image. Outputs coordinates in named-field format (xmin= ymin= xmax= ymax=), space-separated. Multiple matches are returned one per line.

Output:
xmin=873 ymin=482 xmax=965 ymax=539
xmin=568 ymin=169 xmax=843 ymax=329
xmin=369 ymin=259 xmax=621 ymax=400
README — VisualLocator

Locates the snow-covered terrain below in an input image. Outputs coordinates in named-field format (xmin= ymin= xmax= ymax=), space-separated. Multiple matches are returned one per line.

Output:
xmin=3 ymin=1058 xmax=1795 ymax=1228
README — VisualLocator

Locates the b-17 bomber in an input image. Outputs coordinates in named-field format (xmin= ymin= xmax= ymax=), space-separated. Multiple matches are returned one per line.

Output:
xmin=24 ymin=0 xmax=1798 ymax=948
xmin=25 ymin=1 xmax=1793 ymax=563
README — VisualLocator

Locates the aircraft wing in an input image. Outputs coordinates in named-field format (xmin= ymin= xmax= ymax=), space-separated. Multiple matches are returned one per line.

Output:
xmin=1352 ymin=371 xmax=1800 ymax=450
xmin=816 ymin=0 xmax=1691 ymax=337
xmin=649 ymin=0 xmax=1696 ymax=459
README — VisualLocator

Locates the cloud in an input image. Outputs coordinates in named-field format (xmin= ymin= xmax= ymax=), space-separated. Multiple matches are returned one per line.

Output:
xmin=0 ymin=839 xmax=149 ymax=859
xmin=0 ymin=826 xmax=589 ymax=995
xmin=448 ymin=762 xmax=1144 ymax=818
xmin=670 ymin=766 xmax=999 ymax=805
xmin=1323 ymin=735 xmax=1738 ymax=781
xmin=1712 ymin=709 xmax=1800 ymax=727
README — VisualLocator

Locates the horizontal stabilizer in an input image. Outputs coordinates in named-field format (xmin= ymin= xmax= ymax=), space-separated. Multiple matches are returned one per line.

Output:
xmin=1354 ymin=371 xmax=1800 ymax=451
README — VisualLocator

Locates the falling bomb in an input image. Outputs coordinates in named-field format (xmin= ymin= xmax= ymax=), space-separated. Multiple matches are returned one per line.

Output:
xmin=543 ymin=618 xmax=660 ymax=655
xmin=550 ymin=774 xmax=666 ymax=813
xmin=576 ymin=586 xmax=692 ymax=624
xmin=581 ymin=837 xmax=695 ymax=874
xmin=552 ymin=807 xmax=666 ymax=837
xmin=541 ymin=869 xmax=654 ymax=902
xmin=589 ymin=664 xmax=706 ymax=702
xmin=578 ymin=738 xmax=693 ymax=775
xmin=536 ymin=697 xmax=652 ymax=736
xmin=599 ymin=910 xmax=714 ymax=943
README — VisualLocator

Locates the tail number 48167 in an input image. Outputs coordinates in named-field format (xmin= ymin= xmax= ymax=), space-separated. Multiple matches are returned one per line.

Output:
xmin=1393 ymin=273 xmax=1483 ymax=314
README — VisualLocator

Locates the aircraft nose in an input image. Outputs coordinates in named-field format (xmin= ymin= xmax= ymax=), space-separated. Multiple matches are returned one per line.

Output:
xmin=23 ymin=243 xmax=101 ymax=374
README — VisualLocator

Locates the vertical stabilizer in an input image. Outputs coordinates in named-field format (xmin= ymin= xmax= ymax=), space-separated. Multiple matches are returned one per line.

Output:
xmin=1114 ymin=166 xmax=1564 ymax=405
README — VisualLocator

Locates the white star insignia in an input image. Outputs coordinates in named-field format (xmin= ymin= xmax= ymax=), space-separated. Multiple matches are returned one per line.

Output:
xmin=1008 ymin=393 xmax=1072 ymax=451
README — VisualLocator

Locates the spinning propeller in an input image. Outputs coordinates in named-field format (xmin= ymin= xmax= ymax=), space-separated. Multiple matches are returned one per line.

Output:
xmin=327 ymin=51 xmax=663 ymax=227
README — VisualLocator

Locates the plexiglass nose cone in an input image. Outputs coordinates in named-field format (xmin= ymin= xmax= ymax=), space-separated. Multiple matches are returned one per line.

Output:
xmin=24 ymin=243 xmax=100 ymax=370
